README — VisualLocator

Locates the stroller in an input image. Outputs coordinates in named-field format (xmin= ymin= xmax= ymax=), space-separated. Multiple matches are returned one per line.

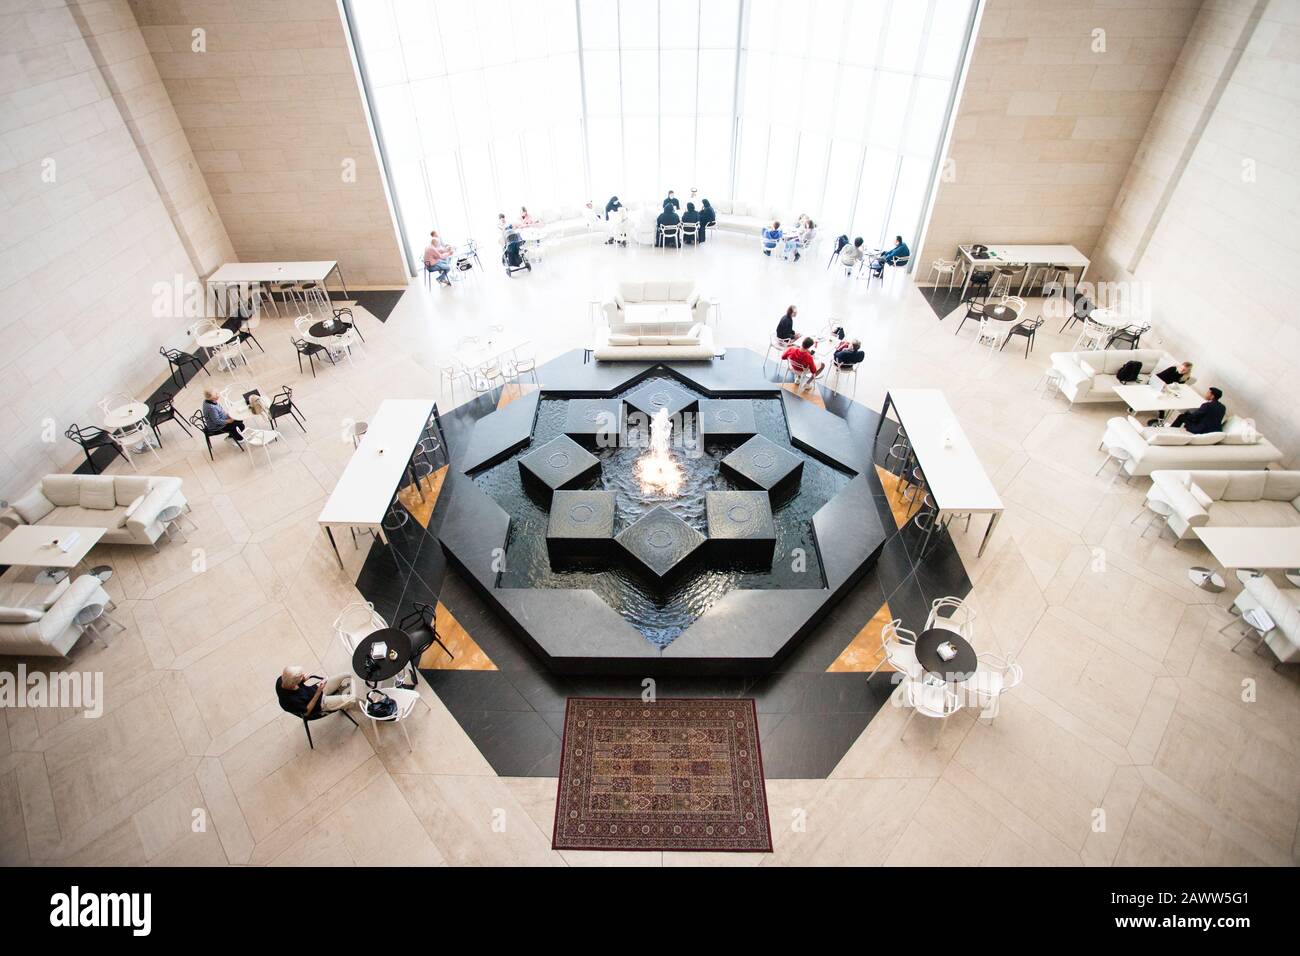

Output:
xmin=502 ymin=230 xmax=532 ymax=276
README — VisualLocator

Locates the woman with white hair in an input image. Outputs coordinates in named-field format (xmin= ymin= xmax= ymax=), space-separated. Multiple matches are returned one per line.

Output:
xmin=201 ymin=386 xmax=245 ymax=445
xmin=275 ymin=666 xmax=355 ymax=717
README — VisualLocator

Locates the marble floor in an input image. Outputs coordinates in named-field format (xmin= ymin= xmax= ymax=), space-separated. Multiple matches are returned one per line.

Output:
xmin=1 ymin=234 xmax=1297 ymax=866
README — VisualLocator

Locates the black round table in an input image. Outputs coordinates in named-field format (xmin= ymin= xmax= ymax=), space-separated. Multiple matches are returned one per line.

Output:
xmin=309 ymin=319 xmax=347 ymax=338
xmin=914 ymin=628 xmax=977 ymax=683
xmin=982 ymin=304 xmax=1019 ymax=323
xmin=351 ymin=627 xmax=412 ymax=685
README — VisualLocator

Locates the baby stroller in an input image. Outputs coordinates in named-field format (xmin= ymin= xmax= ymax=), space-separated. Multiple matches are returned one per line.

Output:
xmin=502 ymin=230 xmax=531 ymax=276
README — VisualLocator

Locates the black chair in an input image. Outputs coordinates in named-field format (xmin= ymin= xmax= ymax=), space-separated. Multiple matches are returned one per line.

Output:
xmin=160 ymin=346 xmax=208 ymax=389
xmin=396 ymin=602 xmax=454 ymax=686
xmin=148 ymin=392 xmax=191 ymax=446
xmin=235 ymin=317 xmax=265 ymax=353
xmin=954 ymin=300 xmax=985 ymax=335
xmin=865 ymin=257 xmax=885 ymax=285
xmin=966 ymin=270 xmax=993 ymax=301
xmin=275 ymin=678 xmax=358 ymax=750
xmin=1107 ymin=322 xmax=1150 ymax=350
xmin=331 ymin=307 xmax=363 ymax=342
xmin=825 ymin=235 xmax=849 ymax=269
xmin=291 ymin=336 xmax=337 ymax=377
xmin=65 ymin=424 xmax=126 ymax=474
xmin=1059 ymin=292 xmax=1093 ymax=334
xmin=267 ymin=386 xmax=306 ymax=432
xmin=188 ymin=408 xmax=243 ymax=460
xmin=1000 ymin=316 xmax=1045 ymax=358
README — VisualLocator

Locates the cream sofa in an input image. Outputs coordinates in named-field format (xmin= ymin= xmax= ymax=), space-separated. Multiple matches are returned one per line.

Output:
xmin=2 ymin=474 xmax=188 ymax=548
xmin=1232 ymin=574 xmax=1300 ymax=665
xmin=594 ymin=280 xmax=718 ymax=360
xmin=1148 ymin=470 xmax=1300 ymax=540
xmin=0 ymin=571 xmax=111 ymax=656
xmin=1051 ymin=348 xmax=1181 ymax=405
xmin=533 ymin=205 xmax=603 ymax=242
xmin=1102 ymin=416 xmax=1283 ymax=476
xmin=710 ymin=199 xmax=779 ymax=238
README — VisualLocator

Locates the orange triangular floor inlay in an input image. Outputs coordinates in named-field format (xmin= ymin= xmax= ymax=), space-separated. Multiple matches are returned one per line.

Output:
xmin=396 ymin=465 xmax=449 ymax=529
xmin=497 ymin=382 xmax=539 ymax=410
xmin=874 ymin=464 xmax=920 ymax=531
xmin=418 ymin=601 xmax=497 ymax=671
xmin=827 ymin=601 xmax=895 ymax=672
xmin=780 ymin=381 xmax=825 ymax=409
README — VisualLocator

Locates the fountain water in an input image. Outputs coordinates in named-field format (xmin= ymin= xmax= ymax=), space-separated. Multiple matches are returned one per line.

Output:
xmin=634 ymin=407 xmax=684 ymax=496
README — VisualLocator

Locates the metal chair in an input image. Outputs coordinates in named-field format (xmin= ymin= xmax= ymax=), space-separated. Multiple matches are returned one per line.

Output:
xmin=148 ymin=393 xmax=191 ymax=446
xmin=1000 ymin=316 xmax=1045 ymax=357
xmin=899 ymin=676 xmax=964 ymax=745
xmin=65 ymin=424 xmax=128 ymax=474
xmin=396 ymin=602 xmax=454 ymax=685
xmin=160 ymin=346 xmax=208 ymax=390
xmin=1107 ymin=322 xmax=1150 ymax=350
xmin=188 ymin=408 xmax=244 ymax=460
xmin=925 ymin=596 xmax=976 ymax=642
xmin=267 ymin=386 xmax=306 ymax=432
xmin=865 ymin=619 xmax=922 ymax=681
xmin=275 ymin=677 xmax=358 ymax=750
xmin=291 ymin=336 xmax=337 ymax=377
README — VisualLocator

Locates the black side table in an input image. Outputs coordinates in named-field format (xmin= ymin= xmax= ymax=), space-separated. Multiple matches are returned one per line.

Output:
xmin=914 ymin=628 xmax=977 ymax=683
xmin=351 ymin=627 xmax=413 ymax=686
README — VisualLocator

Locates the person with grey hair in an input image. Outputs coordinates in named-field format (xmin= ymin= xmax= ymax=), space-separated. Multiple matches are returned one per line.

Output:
xmin=275 ymin=666 xmax=355 ymax=717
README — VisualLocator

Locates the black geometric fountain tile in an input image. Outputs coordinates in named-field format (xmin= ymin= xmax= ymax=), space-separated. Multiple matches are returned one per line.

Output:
xmin=721 ymin=434 xmax=803 ymax=495
xmin=697 ymin=399 xmax=757 ymax=442
xmin=518 ymin=434 xmax=600 ymax=502
xmin=547 ymin=489 xmax=617 ymax=561
xmin=705 ymin=490 xmax=776 ymax=566
xmin=562 ymin=399 xmax=625 ymax=448
xmin=614 ymin=505 xmax=706 ymax=581
xmin=624 ymin=379 xmax=698 ymax=420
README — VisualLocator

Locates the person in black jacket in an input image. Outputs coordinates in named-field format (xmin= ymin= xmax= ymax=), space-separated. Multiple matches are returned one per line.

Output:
xmin=604 ymin=196 xmax=622 ymax=219
xmin=699 ymin=199 xmax=716 ymax=244
xmin=655 ymin=205 xmax=680 ymax=247
xmin=1170 ymin=387 xmax=1226 ymax=434
xmin=681 ymin=202 xmax=701 ymax=244
xmin=1156 ymin=361 xmax=1193 ymax=385
xmin=776 ymin=305 xmax=800 ymax=342
xmin=663 ymin=190 xmax=680 ymax=212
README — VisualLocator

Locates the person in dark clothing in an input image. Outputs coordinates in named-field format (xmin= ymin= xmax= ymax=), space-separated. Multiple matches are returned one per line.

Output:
xmin=833 ymin=339 xmax=864 ymax=367
xmin=681 ymin=202 xmax=701 ymax=244
xmin=700 ymin=199 xmax=716 ymax=243
xmin=1156 ymin=361 xmax=1193 ymax=385
xmin=1170 ymin=387 xmax=1226 ymax=434
xmin=604 ymin=196 xmax=622 ymax=219
xmin=276 ymin=666 xmax=353 ymax=716
xmin=201 ymin=387 xmax=245 ymax=445
xmin=775 ymin=305 xmax=799 ymax=342
xmin=655 ymin=205 xmax=680 ymax=247
xmin=663 ymin=190 xmax=680 ymax=212
xmin=881 ymin=235 xmax=909 ymax=263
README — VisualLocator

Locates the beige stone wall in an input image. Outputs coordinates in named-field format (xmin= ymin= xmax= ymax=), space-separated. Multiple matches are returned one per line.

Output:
xmin=917 ymin=0 xmax=1201 ymax=274
xmin=130 ymin=0 xmax=407 ymax=288
xmin=1090 ymin=0 xmax=1299 ymax=465
xmin=0 ymin=0 xmax=233 ymax=493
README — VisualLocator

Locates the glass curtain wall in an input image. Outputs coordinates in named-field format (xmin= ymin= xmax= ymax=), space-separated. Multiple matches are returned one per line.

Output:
xmin=347 ymin=0 xmax=974 ymax=271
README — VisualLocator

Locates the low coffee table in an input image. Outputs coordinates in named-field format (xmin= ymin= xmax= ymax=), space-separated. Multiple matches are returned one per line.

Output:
xmin=0 ymin=525 xmax=106 ymax=574
xmin=351 ymin=627 xmax=413 ymax=686
xmin=914 ymin=628 xmax=977 ymax=683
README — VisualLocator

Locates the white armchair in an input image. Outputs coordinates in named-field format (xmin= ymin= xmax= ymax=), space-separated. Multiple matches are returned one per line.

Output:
xmin=1231 ymin=574 xmax=1300 ymax=666
xmin=1148 ymin=470 xmax=1300 ymax=540
xmin=0 ymin=573 xmax=111 ymax=656
xmin=1049 ymin=348 xmax=1178 ymax=405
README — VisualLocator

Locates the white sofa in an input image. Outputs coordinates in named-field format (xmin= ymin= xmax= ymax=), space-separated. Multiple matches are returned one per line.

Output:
xmin=1102 ymin=415 xmax=1283 ymax=476
xmin=1051 ymin=348 xmax=1181 ymax=405
xmin=2 ymin=474 xmax=188 ymax=548
xmin=1148 ymin=470 xmax=1300 ymax=540
xmin=531 ymin=205 xmax=603 ymax=243
xmin=710 ymin=199 xmax=779 ymax=238
xmin=1232 ymin=574 xmax=1300 ymax=665
xmin=0 ymin=572 xmax=111 ymax=656
xmin=594 ymin=280 xmax=717 ymax=361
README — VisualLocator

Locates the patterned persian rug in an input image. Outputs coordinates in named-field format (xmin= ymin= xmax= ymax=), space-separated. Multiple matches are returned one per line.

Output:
xmin=552 ymin=698 xmax=772 ymax=852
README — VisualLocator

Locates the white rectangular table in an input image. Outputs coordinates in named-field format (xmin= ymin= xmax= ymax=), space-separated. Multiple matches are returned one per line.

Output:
xmin=1193 ymin=527 xmax=1300 ymax=571
xmin=1112 ymin=383 xmax=1204 ymax=416
xmin=875 ymin=388 xmax=1005 ymax=557
xmin=0 ymin=525 xmax=106 ymax=570
xmin=318 ymin=399 xmax=437 ymax=569
xmin=206 ymin=261 xmax=350 ymax=315
xmin=958 ymin=244 xmax=1091 ymax=297
xmin=620 ymin=303 xmax=693 ymax=329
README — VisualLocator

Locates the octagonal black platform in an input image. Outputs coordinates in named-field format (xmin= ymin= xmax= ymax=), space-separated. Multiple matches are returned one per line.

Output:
xmin=624 ymin=379 xmax=698 ymax=421
xmin=562 ymin=399 xmax=624 ymax=447
xmin=698 ymin=399 xmax=757 ymax=442
xmin=615 ymin=505 xmax=707 ymax=581
xmin=518 ymin=434 xmax=600 ymax=501
xmin=547 ymin=490 xmax=616 ymax=560
xmin=721 ymin=434 xmax=803 ymax=495
xmin=706 ymin=490 xmax=776 ymax=565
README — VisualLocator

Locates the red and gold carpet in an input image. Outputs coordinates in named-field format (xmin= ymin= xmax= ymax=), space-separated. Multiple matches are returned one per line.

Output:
xmin=552 ymin=698 xmax=772 ymax=852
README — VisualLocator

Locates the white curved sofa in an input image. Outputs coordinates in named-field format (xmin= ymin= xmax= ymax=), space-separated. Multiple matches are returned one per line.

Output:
xmin=710 ymin=199 xmax=779 ymax=238
xmin=1147 ymin=470 xmax=1300 ymax=540
xmin=529 ymin=205 xmax=603 ymax=243
xmin=594 ymin=279 xmax=718 ymax=361
xmin=1102 ymin=415 xmax=1283 ymax=476
xmin=1050 ymin=349 xmax=1180 ymax=405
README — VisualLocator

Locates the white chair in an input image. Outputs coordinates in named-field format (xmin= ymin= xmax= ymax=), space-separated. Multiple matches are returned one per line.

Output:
xmin=1074 ymin=317 xmax=1112 ymax=351
xmin=438 ymin=360 xmax=471 ymax=406
xmin=925 ymin=596 xmax=976 ymax=642
xmin=899 ymin=677 xmax=963 ymax=744
xmin=113 ymin=421 xmax=163 ymax=466
xmin=866 ymin=619 xmax=922 ymax=680
xmin=972 ymin=315 xmax=1007 ymax=353
xmin=509 ymin=343 xmax=538 ymax=385
xmin=659 ymin=223 xmax=681 ymax=250
xmin=765 ymin=334 xmax=794 ymax=377
xmin=826 ymin=361 xmax=858 ymax=397
xmin=359 ymin=686 xmax=420 ymax=751
xmin=966 ymin=653 xmax=1023 ymax=720
xmin=186 ymin=319 xmax=217 ymax=338
xmin=243 ymin=427 xmax=281 ymax=469
xmin=1000 ymin=295 xmax=1026 ymax=316
xmin=927 ymin=258 xmax=964 ymax=289
xmin=332 ymin=601 xmax=386 ymax=657
xmin=679 ymin=221 xmax=699 ymax=245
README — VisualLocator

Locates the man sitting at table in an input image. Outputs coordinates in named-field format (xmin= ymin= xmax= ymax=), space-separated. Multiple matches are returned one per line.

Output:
xmin=881 ymin=235 xmax=909 ymax=264
xmin=782 ymin=336 xmax=823 ymax=391
xmin=833 ymin=339 xmax=865 ymax=367
xmin=1170 ymin=386 xmax=1226 ymax=434
xmin=201 ymin=387 xmax=245 ymax=446
xmin=423 ymin=230 xmax=455 ymax=286
xmin=276 ymin=666 xmax=355 ymax=716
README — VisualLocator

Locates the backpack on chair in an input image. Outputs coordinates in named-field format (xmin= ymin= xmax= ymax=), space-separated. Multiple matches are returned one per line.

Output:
xmin=1116 ymin=360 xmax=1142 ymax=384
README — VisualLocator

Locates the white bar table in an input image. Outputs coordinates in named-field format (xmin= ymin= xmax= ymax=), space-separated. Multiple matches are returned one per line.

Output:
xmin=206 ymin=261 xmax=350 ymax=316
xmin=1193 ymin=527 xmax=1300 ymax=571
xmin=318 ymin=399 xmax=436 ymax=569
xmin=957 ymin=244 xmax=1090 ymax=297
xmin=874 ymin=388 xmax=1005 ymax=557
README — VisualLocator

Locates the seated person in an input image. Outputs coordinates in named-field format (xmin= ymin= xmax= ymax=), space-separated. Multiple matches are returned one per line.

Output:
xmin=833 ymin=339 xmax=864 ymax=367
xmin=1170 ymin=387 xmax=1226 ymax=434
xmin=1156 ymin=361 xmax=1193 ymax=385
xmin=276 ymin=666 xmax=354 ymax=717
xmin=655 ymin=204 xmax=681 ymax=247
xmin=201 ymin=387 xmax=244 ymax=444
xmin=423 ymin=229 xmax=455 ymax=285
xmin=881 ymin=235 xmax=910 ymax=263
xmin=762 ymin=221 xmax=783 ymax=256
xmin=496 ymin=213 xmax=511 ymax=239
xmin=519 ymin=206 xmax=539 ymax=226
xmin=604 ymin=195 xmax=622 ymax=219
xmin=663 ymin=190 xmax=680 ymax=211
xmin=782 ymin=336 xmax=823 ymax=390
xmin=681 ymin=202 xmax=701 ymax=243
xmin=776 ymin=305 xmax=800 ymax=342
xmin=583 ymin=200 xmax=603 ymax=228
xmin=700 ymin=198 xmax=716 ymax=229
xmin=840 ymin=237 xmax=865 ymax=270
xmin=606 ymin=205 xmax=630 ymax=245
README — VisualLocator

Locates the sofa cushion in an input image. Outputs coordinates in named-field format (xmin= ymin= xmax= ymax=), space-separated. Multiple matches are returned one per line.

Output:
xmin=618 ymin=282 xmax=643 ymax=303
xmin=608 ymin=334 xmax=640 ymax=346
xmin=1186 ymin=431 xmax=1224 ymax=445
xmin=638 ymin=335 xmax=670 ymax=346
xmin=714 ymin=199 xmax=732 ymax=214
xmin=47 ymin=506 xmax=122 ymax=530
xmin=1264 ymin=472 xmax=1300 ymax=501
xmin=41 ymin=475 xmax=82 ymax=508
xmin=667 ymin=334 xmax=700 ymax=346
xmin=79 ymin=476 xmax=118 ymax=511
xmin=0 ymin=606 xmax=42 ymax=624
xmin=668 ymin=280 xmax=694 ymax=300
xmin=114 ymin=475 xmax=152 ymax=506
xmin=1148 ymin=429 xmax=1191 ymax=446
xmin=10 ymin=488 xmax=55 ymax=524
xmin=117 ymin=495 xmax=146 ymax=529
xmin=1222 ymin=472 xmax=1267 ymax=501
xmin=1220 ymin=415 xmax=1258 ymax=445
xmin=1188 ymin=483 xmax=1213 ymax=509
xmin=643 ymin=280 xmax=672 ymax=301
xmin=0 ymin=575 xmax=70 ymax=611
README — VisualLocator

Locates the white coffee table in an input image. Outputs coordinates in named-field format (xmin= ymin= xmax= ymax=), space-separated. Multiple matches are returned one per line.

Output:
xmin=621 ymin=303 xmax=692 ymax=328
xmin=0 ymin=525 xmax=106 ymax=571
xmin=1194 ymin=526 xmax=1300 ymax=570
xmin=1112 ymin=382 xmax=1204 ymax=416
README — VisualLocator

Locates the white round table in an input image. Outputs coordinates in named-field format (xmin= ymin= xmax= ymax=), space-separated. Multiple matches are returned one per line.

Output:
xmin=196 ymin=327 xmax=236 ymax=369
xmin=1088 ymin=307 xmax=1136 ymax=330
xmin=103 ymin=401 xmax=152 ymax=452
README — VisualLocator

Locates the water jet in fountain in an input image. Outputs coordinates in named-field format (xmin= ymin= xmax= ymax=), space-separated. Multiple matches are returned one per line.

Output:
xmin=635 ymin=407 xmax=684 ymax=496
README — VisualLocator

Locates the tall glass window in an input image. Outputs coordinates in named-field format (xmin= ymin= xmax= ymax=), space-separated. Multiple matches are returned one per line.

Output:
xmin=347 ymin=0 xmax=974 ymax=271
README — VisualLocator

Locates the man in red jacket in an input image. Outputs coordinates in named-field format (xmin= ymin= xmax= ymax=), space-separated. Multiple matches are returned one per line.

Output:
xmin=782 ymin=336 xmax=822 ymax=390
